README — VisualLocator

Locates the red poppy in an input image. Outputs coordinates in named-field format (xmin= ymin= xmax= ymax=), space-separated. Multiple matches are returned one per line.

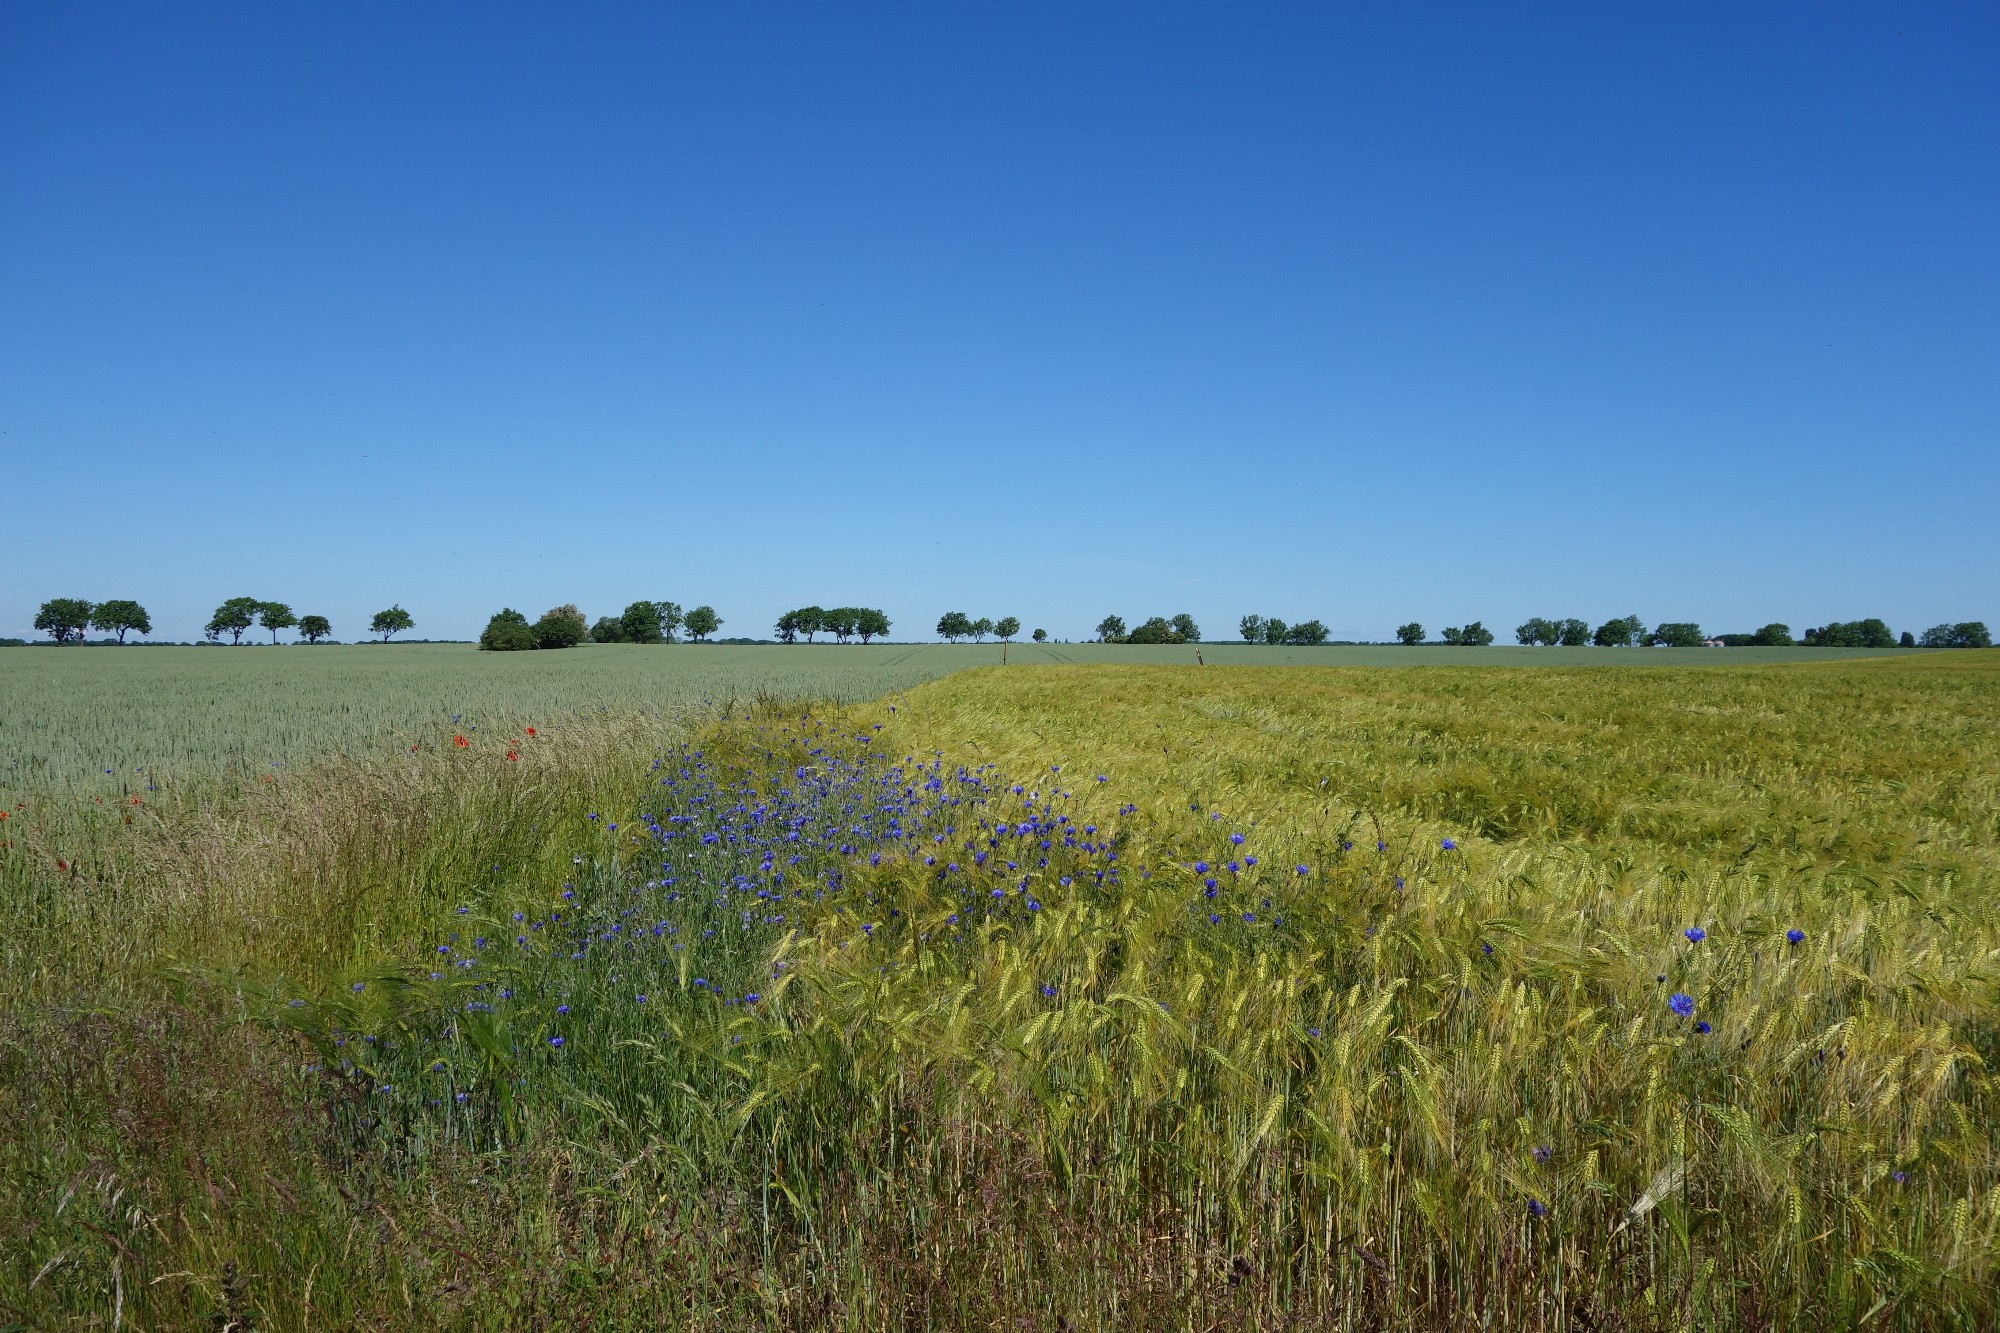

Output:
xmin=506 ymin=751 xmax=519 ymax=762
xmin=453 ymin=734 xmax=469 ymax=748
xmin=525 ymin=727 xmax=537 ymax=737
xmin=0 ymin=811 xmax=9 ymax=821
xmin=56 ymin=858 xmax=68 ymax=872
xmin=130 ymin=796 xmax=142 ymax=806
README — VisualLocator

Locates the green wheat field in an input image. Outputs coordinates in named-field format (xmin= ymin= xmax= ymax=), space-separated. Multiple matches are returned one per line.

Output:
xmin=2 ymin=647 xmax=1994 ymax=1329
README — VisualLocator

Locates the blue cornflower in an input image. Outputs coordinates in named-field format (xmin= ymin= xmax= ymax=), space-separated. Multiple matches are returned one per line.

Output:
xmin=1242 ymin=911 xmax=1255 ymax=922
xmin=1306 ymin=1026 xmax=1321 ymax=1038
xmin=1668 ymin=992 xmax=1694 ymax=1018
xmin=1041 ymin=984 xmax=1057 ymax=998
xmin=1891 ymin=1171 xmax=1906 ymax=1184
xmin=1695 ymin=1021 xmax=1712 ymax=1034
xmin=1441 ymin=838 xmax=1456 ymax=851
xmin=1526 ymin=1199 xmax=1547 ymax=1219
xmin=351 ymin=982 xmax=366 ymax=993
xmin=1208 ymin=913 xmax=1220 ymax=925
xmin=1230 ymin=833 xmax=1245 ymax=845
xmin=548 ymin=1035 xmax=565 ymax=1048
xmin=1295 ymin=864 xmax=1309 ymax=875
xmin=1481 ymin=942 xmax=1494 ymax=956
xmin=1786 ymin=928 xmax=1805 ymax=944
xmin=455 ymin=1091 xmax=470 ymax=1104
xmin=1194 ymin=861 xmax=1210 ymax=874
xmin=744 ymin=993 xmax=761 ymax=1003
xmin=1533 ymin=1145 xmax=1552 ymax=1163
xmin=556 ymin=1004 xmax=570 ymax=1014
xmin=635 ymin=994 xmax=647 ymax=1003
xmin=1684 ymin=926 xmax=1706 ymax=944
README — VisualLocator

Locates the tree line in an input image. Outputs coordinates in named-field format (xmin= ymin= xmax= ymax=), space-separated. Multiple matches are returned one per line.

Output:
xmin=30 ymin=596 xmax=410 ymax=645
xmin=775 ymin=606 xmax=891 ymax=643
xmin=937 ymin=613 xmax=1036 ymax=644
xmin=1237 ymin=614 xmax=1329 ymax=645
xmin=479 ymin=601 xmax=720 ymax=651
xmin=1382 ymin=615 xmax=1992 ymax=648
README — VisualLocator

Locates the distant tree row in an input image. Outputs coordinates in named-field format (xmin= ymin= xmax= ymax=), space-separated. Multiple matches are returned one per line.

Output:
xmin=482 ymin=601 xmax=719 ymax=651
xmin=1095 ymin=614 xmax=1202 ymax=644
xmin=937 ymin=612 xmax=1028 ymax=644
xmin=34 ymin=597 xmax=153 ymax=644
xmin=776 ymin=606 xmax=891 ymax=643
xmin=1237 ymin=615 xmax=1325 ymax=645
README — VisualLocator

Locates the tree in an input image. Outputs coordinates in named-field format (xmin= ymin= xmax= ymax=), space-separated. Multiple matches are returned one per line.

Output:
xmin=856 ymin=608 xmax=891 ymax=644
xmin=1649 ymin=622 xmax=1705 ymax=648
xmin=590 ymin=616 xmax=627 ymax=643
xmin=684 ymin=605 xmax=721 ymax=642
xmin=298 ymin=615 xmax=332 ymax=644
xmin=792 ymin=606 xmax=826 ymax=643
xmin=1593 ymin=614 xmax=1644 ymax=647
xmin=1032 ymin=628 xmax=1047 ymax=643
xmin=258 ymin=601 xmax=298 ymax=644
xmin=1171 ymin=613 xmax=1200 ymax=643
xmin=1126 ymin=616 xmax=1179 ymax=644
xmin=207 ymin=596 xmax=262 ymax=645
xmin=1396 ymin=622 xmax=1425 ymax=645
xmin=995 ymin=616 xmax=1021 ymax=643
xmin=774 ymin=610 xmax=801 ymax=644
xmin=1516 ymin=617 xmax=1556 ymax=646
xmin=1802 ymin=618 xmax=1894 ymax=648
xmin=1751 ymin=623 xmax=1794 ymax=646
xmin=1240 ymin=615 xmax=1267 ymax=643
xmin=1900 ymin=631 xmax=1917 ymax=647
xmin=655 ymin=601 xmax=685 ymax=642
xmin=35 ymin=597 xmax=94 ymax=644
xmin=1442 ymin=622 xmax=1494 ymax=646
xmin=936 ymin=611 xmax=974 ymax=643
xmin=828 ymin=607 xmax=863 ymax=644
xmin=1095 ymin=615 xmax=1127 ymax=643
xmin=534 ymin=604 xmax=588 ymax=649
xmin=1262 ymin=618 xmax=1288 ymax=645
xmin=370 ymin=605 xmax=414 ymax=642
xmin=480 ymin=609 xmax=538 ymax=651
xmin=1918 ymin=622 xmax=1992 ymax=649
xmin=1287 ymin=619 xmax=1329 ymax=645
xmin=1556 ymin=618 xmax=1590 ymax=646
xmin=970 ymin=617 xmax=995 ymax=643
xmin=90 ymin=599 xmax=151 ymax=644
xmin=620 ymin=600 xmax=666 ymax=644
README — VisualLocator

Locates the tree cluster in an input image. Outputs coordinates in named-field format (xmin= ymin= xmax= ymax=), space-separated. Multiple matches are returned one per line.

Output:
xmin=1917 ymin=622 xmax=1991 ymax=649
xmin=590 ymin=601 xmax=685 ymax=644
xmin=1236 ymin=615 xmax=1321 ymax=645
xmin=1801 ymin=618 xmax=1896 ymax=648
xmin=34 ymin=597 xmax=153 ymax=644
xmin=1098 ymin=613 xmax=1202 ymax=644
xmin=204 ymin=597 xmax=354 ymax=644
xmin=777 ymin=606 xmax=891 ymax=644
xmin=937 ymin=612 xmax=1020 ymax=644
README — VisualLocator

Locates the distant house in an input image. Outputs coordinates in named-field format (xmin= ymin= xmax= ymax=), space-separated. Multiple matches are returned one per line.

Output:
xmin=1702 ymin=639 xmax=1726 ymax=648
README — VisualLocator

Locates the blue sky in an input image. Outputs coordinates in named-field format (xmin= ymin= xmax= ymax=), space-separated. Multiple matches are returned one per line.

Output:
xmin=3 ymin=2 xmax=1995 ymax=643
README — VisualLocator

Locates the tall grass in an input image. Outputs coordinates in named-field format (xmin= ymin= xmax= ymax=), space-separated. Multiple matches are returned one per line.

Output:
xmin=2 ymin=655 xmax=1994 ymax=1328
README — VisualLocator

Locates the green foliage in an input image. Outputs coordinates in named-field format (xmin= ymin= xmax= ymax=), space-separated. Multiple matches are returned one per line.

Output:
xmin=1919 ymin=622 xmax=1991 ymax=649
xmin=683 ymin=605 xmax=721 ymax=642
xmin=479 ymin=608 xmax=538 ymax=651
xmin=1095 ymin=614 xmax=1128 ymax=643
xmin=370 ymin=605 xmax=414 ymax=642
xmin=533 ymin=604 xmax=588 ymax=649
xmin=1516 ymin=616 xmax=1557 ymax=645
xmin=654 ymin=601 xmax=684 ymax=641
xmin=1593 ymin=614 xmax=1645 ymax=647
xmin=258 ymin=601 xmax=298 ymax=644
xmin=206 ymin=596 xmax=262 ymax=645
xmin=1286 ymin=619 xmax=1329 ymax=645
xmin=1556 ymin=617 xmax=1590 ymax=646
xmin=1261 ymin=617 xmax=1288 ymax=645
xmin=1751 ymin=623 xmax=1794 ymax=646
xmin=855 ymin=608 xmax=890 ymax=643
xmin=994 ymin=616 xmax=1021 ymax=642
xmin=1240 ymin=614 xmax=1267 ymax=643
xmin=1804 ymin=618 xmax=1895 ymax=648
xmin=618 ymin=601 xmax=667 ymax=644
xmin=1396 ymin=622 xmax=1425 ymax=645
xmin=1441 ymin=621 xmax=1493 ymax=645
xmin=1648 ymin=621 xmax=1704 ymax=648
xmin=969 ymin=616 xmax=995 ymax=643
xmin=936 ymin=611 xmax=974 ymax=642
xmin=1031 ymin=628 xmax=1047 ymax=642
xmin=1170 ymin=613 xmax=1199 ymax=643
xmin=89 ymin=599 xmax=151 ymax=643
xmin=1124 ymin=616 xmax=1177 ymax=644
xmin=34 ymin=598 xmax=94 ymax=644
xmin=298 ymin=614 xmax=332 ymax=644
xmin=589 ymin=616 xmax=626 ymax=643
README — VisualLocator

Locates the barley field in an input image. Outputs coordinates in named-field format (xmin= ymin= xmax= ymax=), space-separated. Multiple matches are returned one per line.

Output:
xmin=2 ymin=652 xmax=1993 ymax=1330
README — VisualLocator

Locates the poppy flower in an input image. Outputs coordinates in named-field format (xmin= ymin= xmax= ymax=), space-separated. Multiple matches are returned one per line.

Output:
xmin=453 ymin=735 xmax=469 ymax=748
xmin=506 ymin=751 xmax=519 ymax=761
xmin=56 ymin=858 xmax=69 ymax=872
xmin=525 ymin=727 xmax=537 ymax=736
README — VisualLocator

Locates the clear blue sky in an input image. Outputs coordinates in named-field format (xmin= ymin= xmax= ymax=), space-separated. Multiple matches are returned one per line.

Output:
xmin=4 ymin=2 xmax=1995 ymax=643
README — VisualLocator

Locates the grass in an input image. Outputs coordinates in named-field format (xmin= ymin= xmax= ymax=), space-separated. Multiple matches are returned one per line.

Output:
xmin=2 ymin=652 xmax=1993 ymax=1328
